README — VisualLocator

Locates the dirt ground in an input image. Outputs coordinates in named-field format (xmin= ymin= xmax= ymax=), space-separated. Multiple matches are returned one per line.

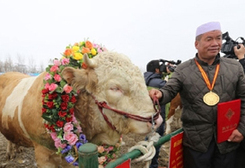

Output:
xmin=0 ymin=116 xmax=181 ymax=168
xmin=0 ymin=133 xmax=37 ymax=168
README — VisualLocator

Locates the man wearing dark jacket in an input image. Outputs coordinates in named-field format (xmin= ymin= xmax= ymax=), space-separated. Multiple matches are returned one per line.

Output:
xmin=149 ymin=21 xmax=245 ymax=168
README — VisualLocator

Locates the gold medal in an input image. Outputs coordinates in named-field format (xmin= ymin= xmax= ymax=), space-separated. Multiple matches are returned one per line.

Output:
xmin=203 ymin=91 xmax=220 ymax=106
xmin=195 ymin=59 xmax=220 ymax=106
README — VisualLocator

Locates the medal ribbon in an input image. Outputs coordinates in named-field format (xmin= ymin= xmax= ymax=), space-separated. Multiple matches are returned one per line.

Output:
xmin=194 ymin=59 xmax=220 ymax=91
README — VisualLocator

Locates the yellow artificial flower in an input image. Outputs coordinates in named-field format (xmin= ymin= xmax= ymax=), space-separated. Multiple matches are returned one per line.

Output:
xmin=72 ymin=46 xmax=80 ymax=52
xmin=91 ymin=48 xmax=97 ymax=56
xmin=73 ymin=52 xmax=83 ymax=60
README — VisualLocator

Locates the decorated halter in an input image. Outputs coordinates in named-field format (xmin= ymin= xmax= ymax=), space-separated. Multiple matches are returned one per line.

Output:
xmin=93 ymin=96 xmax=160 ymax=131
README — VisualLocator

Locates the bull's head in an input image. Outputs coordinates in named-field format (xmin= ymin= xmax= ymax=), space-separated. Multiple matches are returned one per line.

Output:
xmin=61 ymin=52 xmax=162 ymax=145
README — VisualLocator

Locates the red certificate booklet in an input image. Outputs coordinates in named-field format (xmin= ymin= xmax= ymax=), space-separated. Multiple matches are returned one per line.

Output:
xmin=217 ymin=99 xmax=241 ymax=143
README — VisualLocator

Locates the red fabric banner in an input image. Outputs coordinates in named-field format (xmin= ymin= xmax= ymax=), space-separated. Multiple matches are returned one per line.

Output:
xmin=115 ymin=159 xmax=131 ymax=168
xmin=169 ymin=131 xmax=183 ymax=168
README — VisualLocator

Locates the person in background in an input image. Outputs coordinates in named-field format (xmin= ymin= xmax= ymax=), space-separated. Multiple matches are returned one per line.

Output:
xmin=144 ymin=60 xmax=170 ymax=168
xmin=235 ymin=44 xmax=245 ymax=72
xmin=234 ymin=43 xmax=245 ymax=168
xmin=148 ymin=21 xmax=245 ymax=168
xmin=144 ymin=60 xmax=168 ymax=89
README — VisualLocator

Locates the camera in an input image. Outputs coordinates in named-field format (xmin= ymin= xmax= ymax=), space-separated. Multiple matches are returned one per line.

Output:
xmin=159 ymin=59 xmax=181 ymax=73
xmin=221 ymin=32 xmax=245 ymax=59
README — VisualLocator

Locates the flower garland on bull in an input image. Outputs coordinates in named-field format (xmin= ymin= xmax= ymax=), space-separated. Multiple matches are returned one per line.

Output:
xmin=41 ymin=40 xmax=122 ymax=167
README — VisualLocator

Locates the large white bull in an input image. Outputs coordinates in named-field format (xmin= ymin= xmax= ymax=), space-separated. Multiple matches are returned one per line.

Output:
xmin=0 ymin=51 xmax=162 ymax=168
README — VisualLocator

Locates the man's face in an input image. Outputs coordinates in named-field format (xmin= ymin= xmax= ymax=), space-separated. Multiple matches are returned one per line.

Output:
xmin=195 ymin=30 xmax=222 ymax=60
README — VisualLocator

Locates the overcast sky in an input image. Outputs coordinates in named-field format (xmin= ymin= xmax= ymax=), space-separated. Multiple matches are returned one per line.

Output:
xmin=1 ymin=0 xmax=245 ymax=71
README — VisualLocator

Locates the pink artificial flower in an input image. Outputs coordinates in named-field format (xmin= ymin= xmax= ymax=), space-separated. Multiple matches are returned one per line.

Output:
xmin=72 ymin=116 xmax=82 ymax=133
xmin=63 ymin=132 xmax=78 ymax=146
xmin=63 ymin=84 xmax=72 ymax=93
xmin=44 ymin=73 xmax=51 ymax=80
xmin=53 ymin=59 xmax=61 ymax=66
xmin=97 ymin=48 xmax=102 ymax=53
xmin=54 ymin=138 xmax=67 ymax=148
xmin=50 ymin=65 xmax=59 ymax=72
xmin=50 ymin=132 xmax=58 ymax=140
xmin=45 ymin=83 xmax=50 ymax=90
xmin=105 ymin=146 xmax=114 ymax=152
xmin=76 ymin=126 xmax=82 ymax=134
xmin=49 ymin=83 xmax=58 ymax=91
xmin=61 ymin=58 xmax=70 ymax=65
xmin=54 ymin=74 xmax=61 ymax=82
xmin=63 ymin=122 xmax=74 ymax=132
xmin=93 ymin=44 xmax=99 ymax=48
xmin=72 ymin=114 xmax=80 ymax=123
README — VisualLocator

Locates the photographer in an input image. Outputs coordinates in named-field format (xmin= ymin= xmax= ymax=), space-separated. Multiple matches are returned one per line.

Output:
xmin=144 ymin=60 xmax=169 ymax=89
xmin=234 ymin=43 xmax=245 ymax=168
xmin=234 ymin=44 xmax=245 ymax=72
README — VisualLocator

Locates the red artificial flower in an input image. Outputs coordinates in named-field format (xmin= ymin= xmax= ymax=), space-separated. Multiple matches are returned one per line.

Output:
xmin=69 ymin=108 xmax=74 ymax=115
xmin=42 ymin=108 xmax=47 ymax=114
xmin=50 ymin=125 xmax=55 ymax=132
xmin=61 ymin=95 xmax=70 ymax=102
xmin=58 ymin=111 xmax=67 ymax=117
xmin=44 ymin=123 xmax=49 ymax=129
xmin=56 ymin=120 xmax=64 ymax=127
xmin=61 ymin=102 xmax=68 ymax=110
xmin=66 ymin=117 xmax=72 ymax=122
xmin=70 ymin=96 xmax=77 ymax=103
xmin=42 ymin=88 xmax=49 ymax=94
xmin=45 ymin=124 xmax=55 ymax=132
xmin=49 ymin=93 xmax=58 ymax=100
xmin=47 ymin=101 xmax=54 ymax=108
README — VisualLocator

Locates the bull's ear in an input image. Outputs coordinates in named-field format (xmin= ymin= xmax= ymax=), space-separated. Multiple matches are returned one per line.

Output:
xmin=84 ymin=53 xmax=97 ymax=68
xmin=61 ymin=66 xmax=97 ymax=93
xmin=61 ymin=67 xmax=76 ymax=85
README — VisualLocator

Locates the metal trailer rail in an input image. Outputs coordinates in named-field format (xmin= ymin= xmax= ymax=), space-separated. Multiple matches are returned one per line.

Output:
xmin=79 ymin=128 xmax=183 ymax=168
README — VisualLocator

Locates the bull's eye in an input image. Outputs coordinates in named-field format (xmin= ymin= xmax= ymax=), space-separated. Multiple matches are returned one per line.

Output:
xmin=110 ymin=87 xmax=122 ymax=92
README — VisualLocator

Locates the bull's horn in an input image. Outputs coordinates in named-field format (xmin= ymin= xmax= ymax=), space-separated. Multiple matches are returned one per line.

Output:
xmin=84 ymin=53 xmax=97 ymax=68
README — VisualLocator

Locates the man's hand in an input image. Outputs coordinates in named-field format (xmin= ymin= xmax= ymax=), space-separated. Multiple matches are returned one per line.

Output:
xmin=234 ymin=44 xmax=245 ymax=60
xmin=228 ymin=129 xmax=244 ymax=142
xmin=149 ymin=88 xmax=162 ymax=99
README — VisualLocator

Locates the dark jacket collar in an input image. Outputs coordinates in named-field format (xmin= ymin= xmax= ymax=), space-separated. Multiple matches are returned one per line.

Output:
xmin=195 ymin=53 xmax=221 ymax=66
